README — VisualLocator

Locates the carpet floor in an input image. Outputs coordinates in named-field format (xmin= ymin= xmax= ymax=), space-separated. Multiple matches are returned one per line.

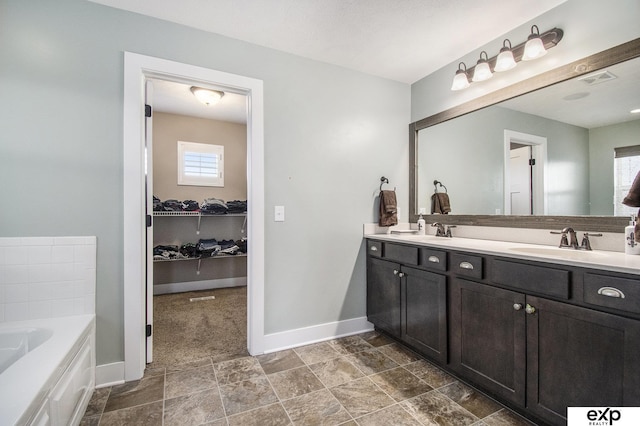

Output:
xmin=152 ymin=286 xmax=248 ymax=366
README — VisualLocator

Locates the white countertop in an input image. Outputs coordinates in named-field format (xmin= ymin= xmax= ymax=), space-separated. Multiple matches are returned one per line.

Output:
xmin=365 ymin=233 xmax=640 ymax=275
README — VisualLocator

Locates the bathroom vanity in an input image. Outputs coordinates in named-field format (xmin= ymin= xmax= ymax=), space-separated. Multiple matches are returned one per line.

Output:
xmin=365 ymin=233 xmax=640 ymax=425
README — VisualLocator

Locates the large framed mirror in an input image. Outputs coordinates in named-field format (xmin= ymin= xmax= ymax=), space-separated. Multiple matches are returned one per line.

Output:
xmin=410 ymin=38 xmax=640 ymax=232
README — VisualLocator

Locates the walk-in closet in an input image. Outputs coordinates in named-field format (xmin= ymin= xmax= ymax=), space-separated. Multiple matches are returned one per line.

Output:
xmin=148 ymin=79 xmax=248 ymax=365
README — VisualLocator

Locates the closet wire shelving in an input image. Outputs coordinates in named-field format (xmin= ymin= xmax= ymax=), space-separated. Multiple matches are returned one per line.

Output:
xmin=152 ymin=211 xmax=247 ymax=274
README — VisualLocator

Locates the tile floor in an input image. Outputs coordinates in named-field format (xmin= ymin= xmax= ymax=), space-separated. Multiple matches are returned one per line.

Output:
xmin=80 ymin=331 xmax=535 ymax=425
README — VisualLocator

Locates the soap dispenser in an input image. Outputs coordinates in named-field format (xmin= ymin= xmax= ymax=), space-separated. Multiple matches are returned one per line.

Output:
xmin=417 ymin=209 xmax=426 ymax=235
xmin=625 ymin=215 xmax=640 ymax=255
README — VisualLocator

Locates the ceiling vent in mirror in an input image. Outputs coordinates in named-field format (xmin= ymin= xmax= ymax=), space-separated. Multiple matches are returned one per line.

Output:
xmin=578 ymin=70 xmax=617 ymax=86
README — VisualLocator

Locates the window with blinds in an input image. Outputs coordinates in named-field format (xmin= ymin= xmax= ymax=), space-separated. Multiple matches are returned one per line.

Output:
xmin=177 ymin=141 xmax=224 ymax=187
xmin=614 ymin=145 xmax=640 ymax=216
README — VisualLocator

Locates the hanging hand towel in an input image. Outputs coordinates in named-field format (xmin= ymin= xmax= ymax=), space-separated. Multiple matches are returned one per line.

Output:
xmin=431 ymin=192 xmax=451 ymax=214
xmin=379 ymin=190 xmax=398 ymax=227
xmin=623 ymin=170 xmax=640 ymax=207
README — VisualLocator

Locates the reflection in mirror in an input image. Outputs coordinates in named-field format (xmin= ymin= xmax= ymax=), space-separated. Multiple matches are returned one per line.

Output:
xmin=416 ymin=55 xmax=640 ymax=217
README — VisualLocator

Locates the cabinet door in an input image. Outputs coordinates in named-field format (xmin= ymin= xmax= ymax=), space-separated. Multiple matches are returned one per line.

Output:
xmin=526 ymin=296 xmax=640 ymax=425
xmin=367 ymin=257 xmax=401 ymax=337
xmin=402 ymin=266 xmax=447 ymax=363
xmin=450 ymin=278 xmax=526 ymax=407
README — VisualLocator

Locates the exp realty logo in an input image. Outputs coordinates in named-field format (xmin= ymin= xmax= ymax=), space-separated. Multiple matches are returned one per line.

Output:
xmin=568 ymin=407 xmax=640 ymax=426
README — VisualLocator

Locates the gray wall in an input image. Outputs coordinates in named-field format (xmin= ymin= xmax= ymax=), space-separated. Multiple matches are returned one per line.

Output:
xmin=417 ymin=106 xmax=589 ymax=215
xmin=589 ymin=120 xmax=640 ymax=215
xmin=0 ymin=0 xmax=410 ymax=365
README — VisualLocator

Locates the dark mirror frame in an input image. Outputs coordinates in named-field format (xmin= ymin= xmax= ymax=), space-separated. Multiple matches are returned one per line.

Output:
xmin=409 ymin=37 xmax=640 ymax=233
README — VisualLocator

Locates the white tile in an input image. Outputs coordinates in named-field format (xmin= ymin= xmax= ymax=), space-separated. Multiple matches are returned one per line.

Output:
xmin=21 ymin=237 xmax=54 ymax=246
xmin=5 ymin=247 xmax=27 ymax=265
xmin=0 ymin=238 xmax=20 ymax=247
xmin=52 ymin=246 xmax=74 ymax=263
xmin=51 ymin=281 xmax=75 ymax=300
xmin=74 ymin=245 xmax=96 ymax=268
xmin=51 ymin=299 xmax=76 ymax=317
xmin=29 ymin=300 xmax=52 ymax=319
xmin=28 ymin=264 xmax=52 ymax=283
xmin=5 ymin=284 xmax=29 ymax=303
xmin=0 ymin=304 xmax=4 ymax=322
xmin=2 ymin=265 xmax=28 ymax=284
xmin=73 ymin=297 xmax=86 ymax=315
xmin=5 ymin=302 xmax=29 ymax=321
xmin=28 ymin=246 xmax=52 ymax=265
xmin=84 ymin=294 xmax=96 ymax=314
xmin=73 ymin=281 xmax=84 ymax=297
xmin=29 ymin=282 xmax=53 ymax=301
xmin=0 ymin=284 xmax=4 ymax=304
xmin=51 ymin=263 xmax=74 ymax=281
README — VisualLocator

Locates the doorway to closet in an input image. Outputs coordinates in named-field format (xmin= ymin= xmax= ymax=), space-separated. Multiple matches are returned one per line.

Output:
xmin=147 ymin=78 xmax=249 ymax=366
xmin=123 ymin=52 xmax=265 ymax=381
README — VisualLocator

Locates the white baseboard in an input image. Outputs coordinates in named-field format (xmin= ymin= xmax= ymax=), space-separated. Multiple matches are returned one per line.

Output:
xmin=262 ymin=316 xmax=374 ymax=354
xmin=95 ymin=361 xmax=125 ymax=388
xmin=153 ymin=277 xmax=247 ymax=295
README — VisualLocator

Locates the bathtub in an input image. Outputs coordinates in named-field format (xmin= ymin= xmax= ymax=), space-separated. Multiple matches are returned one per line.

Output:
xmin=0 ymin=315 xmax=95 ymax=426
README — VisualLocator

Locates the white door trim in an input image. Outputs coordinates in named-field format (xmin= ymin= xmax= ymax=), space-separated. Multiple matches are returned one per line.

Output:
xmin=123 ymin=52 xmax=265 ymax=381
xmin=503 ymin=130 xmax=547 ymax=216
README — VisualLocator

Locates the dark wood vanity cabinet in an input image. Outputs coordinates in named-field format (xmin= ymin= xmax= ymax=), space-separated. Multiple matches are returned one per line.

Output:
xmin=366 ymin=241 xmax=448 ymax=363
xmin=526 ymin=295 xmax=640 ymax=424
xmin=366 ymin=238 xmax=640 ymax=426
xmin=450 ymin=278 xmax=526 ymax=407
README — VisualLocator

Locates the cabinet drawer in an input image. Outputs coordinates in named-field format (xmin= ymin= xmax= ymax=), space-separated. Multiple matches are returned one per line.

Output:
xmin=367 ymin=240 xmax=382 ymax=257
xmin=419 ymin=248 xmax=447 ymax=272
xmin=384 ymin=243 xmax=419 ymax=266
xmin=583 ymin=273 xmax=640 ymax=315
xmin=450 ymin=253 xmax=483 ymax=279
xmin=492 ymin=259 xmax=569 ymax=299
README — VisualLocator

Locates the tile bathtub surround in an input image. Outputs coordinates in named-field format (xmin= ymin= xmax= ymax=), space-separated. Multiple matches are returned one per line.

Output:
xmin=81 ymin=332 xmax=535 ymax=425
xmin=0 ymin=236 xmax=96 ymax=322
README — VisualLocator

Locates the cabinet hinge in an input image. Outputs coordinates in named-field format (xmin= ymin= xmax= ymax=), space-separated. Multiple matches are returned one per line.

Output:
xmin=145 ymin=104 xmax=152 ymax=117
xmin=146 ymin=215 xmax=152 ymax=227
xmin=146 ymin=324 xmax=152 ymax=337
xmin=529 ymin=158 xmax=536 ymax=166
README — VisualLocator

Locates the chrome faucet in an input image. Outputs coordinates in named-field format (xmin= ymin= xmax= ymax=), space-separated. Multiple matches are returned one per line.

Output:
xmin=551 ymin=227 xmax=579 ymax=249
xmin=432 ymin=222 xmax=446 ymax=237
xmin=551 ymin=227 xmax=602 ymax=250
xmin=445 ymin=225 xmax=456 ymax=238
xmin=580 ymin=232 xmax=602 ymax=251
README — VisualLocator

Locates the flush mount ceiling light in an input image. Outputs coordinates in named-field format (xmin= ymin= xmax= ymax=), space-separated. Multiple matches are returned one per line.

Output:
xmin=450 ymin=26 xmax=562 ymax=91
xmin=631 ymin=108 xmax=640 ymax=114
xmin=494 ymin=39 xmax=517 ymax=72
xmin=522 ymin=25 xmax=547 ymax=61
xmin=472 ymin=51 xmax=493 ymax=82
xmin=450 ymin=62 xmax=470 ymax=91
xmin=190 ymin=86 xmax=225 ymax=105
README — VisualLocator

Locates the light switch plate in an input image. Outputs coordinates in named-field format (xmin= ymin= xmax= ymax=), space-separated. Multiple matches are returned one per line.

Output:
xmin=274 ymin=205 xmax=285 ymax=222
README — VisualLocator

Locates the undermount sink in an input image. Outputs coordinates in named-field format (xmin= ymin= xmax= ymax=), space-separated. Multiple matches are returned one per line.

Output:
xmin=508 ymin=246 xmax=606 ymax=260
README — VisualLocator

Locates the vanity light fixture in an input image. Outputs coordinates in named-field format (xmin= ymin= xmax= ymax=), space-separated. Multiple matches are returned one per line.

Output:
xmin=494 ymin=39 xmax=517 ymax=72
xmin=449 ymin=25 xmax=563 ymax=91
xmin=190 ymin=86 xmax=225 ymax=105
xmin=450 ymin=62 xmax=471 ymax=91
xmin=522 ymin=25 xmax=547 ymax=61
xmin=472 ymin=51 xmax=493 ymax=82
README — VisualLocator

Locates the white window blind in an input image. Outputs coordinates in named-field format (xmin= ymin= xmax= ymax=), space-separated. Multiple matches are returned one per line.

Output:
xmin=614 ymin=145 xmax=640 ymax=216
xmin=177 ymin=141 xmax=224 ymax=187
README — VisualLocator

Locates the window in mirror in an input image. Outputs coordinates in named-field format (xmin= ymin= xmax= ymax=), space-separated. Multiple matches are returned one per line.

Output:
xmin=614 ymin=145 xmax=640 ymax=216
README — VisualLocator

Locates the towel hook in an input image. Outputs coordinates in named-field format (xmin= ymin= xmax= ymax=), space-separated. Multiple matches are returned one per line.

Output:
xmin=379 ymin=176 xmax=396 ymax=192
xmin=433 ymin=180 xmax=448 ymax=193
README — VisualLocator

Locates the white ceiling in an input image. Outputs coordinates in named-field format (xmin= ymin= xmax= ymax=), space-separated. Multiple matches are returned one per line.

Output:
xmin=149 ymin=79 xmax=248 ymax=123
xmin=91 ymin=0 xmax=567 ymax=84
